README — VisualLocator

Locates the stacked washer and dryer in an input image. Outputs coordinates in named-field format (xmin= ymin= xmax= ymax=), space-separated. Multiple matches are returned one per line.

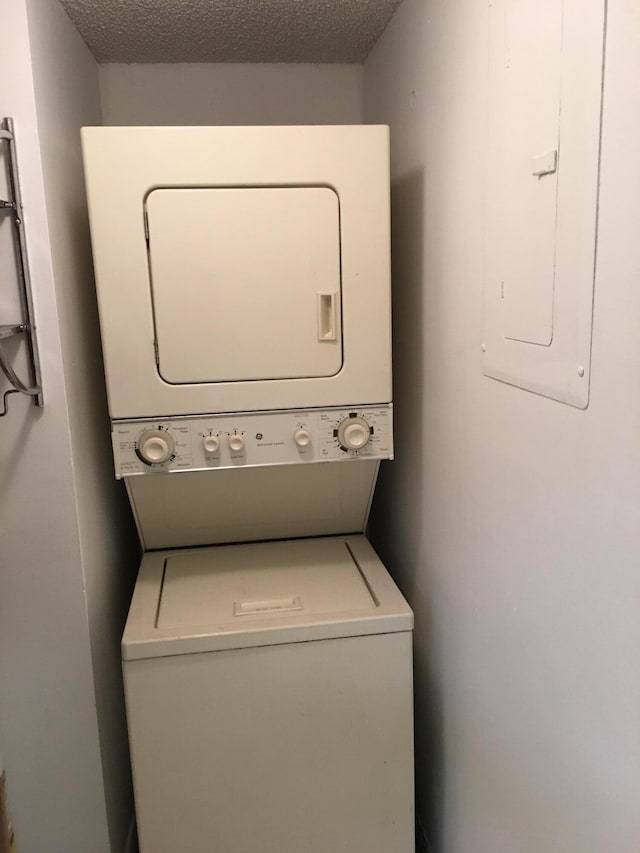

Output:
xmin=82 ymin=125 xmax=414 ymax=853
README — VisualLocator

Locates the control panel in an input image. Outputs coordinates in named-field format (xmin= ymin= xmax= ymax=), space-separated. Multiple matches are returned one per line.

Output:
xmin=111 ymin=406 xmax=393 ymax=478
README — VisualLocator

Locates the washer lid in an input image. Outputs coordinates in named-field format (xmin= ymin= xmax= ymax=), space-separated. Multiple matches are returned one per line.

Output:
xmin=158 ymin=539 xmax=373 ymax=628
xmin=123 ymin=536 xmax=413 ymax=660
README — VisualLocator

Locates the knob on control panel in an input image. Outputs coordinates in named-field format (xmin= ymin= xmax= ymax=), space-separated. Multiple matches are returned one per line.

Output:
xmin=337 ymin=416 xmax=371 ymax=451
xmin=228 ymin=434 xmax=245 ymax=452
xmin=202 ymin=435 xmax=220 ymax=454
xmin=294 ymin=428 xmax=311 ymax=447
xmin=137 ymin=429 xmax=175 ymax=465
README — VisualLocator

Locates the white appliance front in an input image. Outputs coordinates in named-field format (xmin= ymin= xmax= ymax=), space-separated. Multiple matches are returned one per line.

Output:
xmin=81 ymin=125 xmax=392 ymax=420
xmin=122 ymin=536 xmax=415 ymax=853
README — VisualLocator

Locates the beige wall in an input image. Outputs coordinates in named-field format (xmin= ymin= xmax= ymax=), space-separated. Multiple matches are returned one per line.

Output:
xmin=365 ymin=1 xmax=640 ymax=851
xmin=99 ymin=62 xmax=363 ymax=126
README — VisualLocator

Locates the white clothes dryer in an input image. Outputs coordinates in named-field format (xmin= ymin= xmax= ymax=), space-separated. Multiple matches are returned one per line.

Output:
xmin=81 ymin=125 xmax=392 ymax=421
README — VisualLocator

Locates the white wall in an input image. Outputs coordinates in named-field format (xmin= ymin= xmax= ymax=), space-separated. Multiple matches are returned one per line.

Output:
xmin=0 ymin=2 xmax=137 ymax=851
xmin=25 ymin=2 xmax=140 ymax=850
xmin=99 ymin=62 xmax=363 ymax=125
xmin=365 ymin=1 xmax=640 ymax=851
xmin=0 ymin=2 xmax=111 ymax=851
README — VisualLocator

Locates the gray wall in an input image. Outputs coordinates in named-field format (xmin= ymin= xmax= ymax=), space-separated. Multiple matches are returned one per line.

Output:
xmin=365 ymin=1 xmax=640 ymax=850
xmin=99 ymin=62 xmax=363 ymax=126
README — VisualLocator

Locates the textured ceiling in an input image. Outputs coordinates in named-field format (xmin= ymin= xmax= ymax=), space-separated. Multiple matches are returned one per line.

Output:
xmin=58 ymin=0 xmax=404 ymax=64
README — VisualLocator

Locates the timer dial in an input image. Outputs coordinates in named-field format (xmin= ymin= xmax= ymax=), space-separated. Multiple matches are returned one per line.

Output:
xmin=337 ymin=416 xmax=371 ymax=451
xmin=137 ymin=429 xmax=175 ymax=465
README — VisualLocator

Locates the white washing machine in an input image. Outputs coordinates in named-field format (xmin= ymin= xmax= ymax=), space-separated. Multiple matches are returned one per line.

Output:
xmin=82 ymin=125 xmax=415 ymax=853
xmin=123 ymin=536 xmax=414 ymax=853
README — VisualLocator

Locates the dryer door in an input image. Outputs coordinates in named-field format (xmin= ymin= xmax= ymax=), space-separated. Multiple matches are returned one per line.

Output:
xmin=146 ymin=187 xmax=342 ymax=385
xmin=82 ymin=125 xmax=392 ymax=419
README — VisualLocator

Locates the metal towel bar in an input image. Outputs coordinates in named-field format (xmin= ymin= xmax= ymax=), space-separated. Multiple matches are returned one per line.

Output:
xmin=0 ymin=116 xmax=43 ymax=417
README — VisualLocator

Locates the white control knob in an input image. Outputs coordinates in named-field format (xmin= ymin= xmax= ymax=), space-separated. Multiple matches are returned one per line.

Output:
xmin=228 ymin=434 xmax=245 ymax=452
xmin=294 ymin=428 xmax=311 ymax=448
xmin=202 ymin=435 xmax=220 ymax=454
xmin=337 ymin=416 xmax=371 ymax=451
xmin=138 ymin=429 xmax=174 ymax=465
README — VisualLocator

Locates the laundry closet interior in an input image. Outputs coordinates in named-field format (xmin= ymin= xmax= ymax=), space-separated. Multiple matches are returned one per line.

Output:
xmin=2 ymin=2 xmax=637 ymax=853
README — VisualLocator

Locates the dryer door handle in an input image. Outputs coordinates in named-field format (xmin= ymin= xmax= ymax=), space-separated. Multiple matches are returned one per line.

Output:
xmin=317 ymin=292 xmax=338 ymax=341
